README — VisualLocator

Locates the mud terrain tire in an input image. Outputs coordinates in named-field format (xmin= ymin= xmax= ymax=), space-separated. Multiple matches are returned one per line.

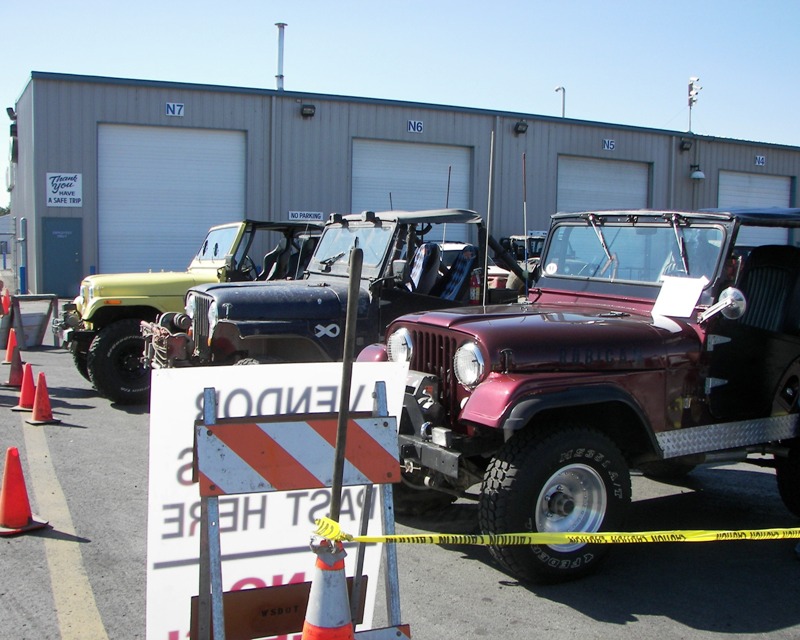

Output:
xmin=72 ymin=347 xmax=91 ymax=382
xmin=776 ymin=439 xmax=800 ymax=517
xmin=479 ymin=426 xmax=631 ymax=583
xmin=87 ymin=319 xmax=150 ymax=404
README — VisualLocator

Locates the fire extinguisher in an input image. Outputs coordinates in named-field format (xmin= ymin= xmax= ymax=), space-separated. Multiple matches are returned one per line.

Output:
xmin=469 ymin=269 xmax=482 ymax=305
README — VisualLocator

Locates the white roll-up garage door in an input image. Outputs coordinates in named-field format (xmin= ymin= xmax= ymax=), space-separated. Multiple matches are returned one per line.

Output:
xmin=557 ymin=156 xmax=650 ymax=212
xmin=352 ymin=139 xmax=472 ymax=242
xmin=718 ymin=170 xmax=792 ymax=246
xmin=98 ymin=125 xmax=246 ymax=273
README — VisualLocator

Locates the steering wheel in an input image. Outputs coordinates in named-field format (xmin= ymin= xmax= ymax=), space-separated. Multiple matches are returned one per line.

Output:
xmin=239 ymin=255 xmax=259 ymax=280
xmin=660 ymin=255 xmax=687 ymax=279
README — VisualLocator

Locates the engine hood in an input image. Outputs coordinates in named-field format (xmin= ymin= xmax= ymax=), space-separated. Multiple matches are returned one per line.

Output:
xmin=82 ymin=270 xmax=215 ymax=298
xmin=400 ymin=302 xmax=701 ymax=371
xmin=193 ymin=280 xmax=369 ymax=322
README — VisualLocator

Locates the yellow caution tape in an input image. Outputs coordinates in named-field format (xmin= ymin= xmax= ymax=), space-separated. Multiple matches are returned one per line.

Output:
xmin=314 ymin=517 xmax=800 ymax=546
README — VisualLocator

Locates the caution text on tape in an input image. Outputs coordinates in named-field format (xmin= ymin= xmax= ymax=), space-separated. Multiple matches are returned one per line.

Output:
xmin=313 ymin=517 xmax=800 ymax=546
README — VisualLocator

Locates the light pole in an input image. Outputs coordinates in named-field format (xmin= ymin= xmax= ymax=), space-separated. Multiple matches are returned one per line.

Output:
xmin=275 ymin=22 xmax=287 ymax=91
xmin=688 ymin=76 xmax=701 ymax=132
xmin=555 ymin=86 xmax=565 ymax=117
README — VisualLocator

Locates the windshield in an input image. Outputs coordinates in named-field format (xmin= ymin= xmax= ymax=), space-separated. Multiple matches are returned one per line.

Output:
xmin=529 ymin=237 xmax=546 ymax=257
xmin=312 ymin=223 xmax=395 ymax=270
xmin=194 ymin=226 xmax=240 ymax=264
xmin=542 ymin=220 xmax=724 ymax=285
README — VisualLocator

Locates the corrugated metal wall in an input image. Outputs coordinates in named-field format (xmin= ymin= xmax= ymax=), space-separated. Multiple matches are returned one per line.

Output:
xmin=10 ymin=72 xmax=800 ymax=293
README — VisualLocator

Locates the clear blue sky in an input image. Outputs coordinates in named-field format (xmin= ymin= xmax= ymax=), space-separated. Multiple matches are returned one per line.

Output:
xmin=3 ymin=0 xmax=799 ymax=209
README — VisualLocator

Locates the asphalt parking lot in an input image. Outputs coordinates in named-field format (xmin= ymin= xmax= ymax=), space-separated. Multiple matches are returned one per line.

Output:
xmin=1 ymin=344 xmax=800 ymax=639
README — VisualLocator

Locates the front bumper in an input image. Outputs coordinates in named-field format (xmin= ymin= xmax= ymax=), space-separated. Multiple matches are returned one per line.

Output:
xmin=398 ymin=370 xmax=467 ymax=480
xmin=141 ymin=317 xmax=194 ymax=368
xmin=398 ymin=369 xmax=505 ymax=480
xmin=52 ymin=304 xmax=94 ymax=349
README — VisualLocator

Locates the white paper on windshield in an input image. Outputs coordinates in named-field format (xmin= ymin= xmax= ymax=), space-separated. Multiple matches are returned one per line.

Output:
xmin=652 ymin=276 xmax=708 ymax=318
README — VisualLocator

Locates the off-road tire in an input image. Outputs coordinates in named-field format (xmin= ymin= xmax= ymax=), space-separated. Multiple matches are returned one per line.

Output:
xmin=87 ymin=319 xmax=150 ymax=404
xmin=479 ymin=426 xmax=631 ymax=583
xmin=776 ymin=440 xmax=800 ymax=517
xmin=72 ymin=347 xmax=91 ymax=382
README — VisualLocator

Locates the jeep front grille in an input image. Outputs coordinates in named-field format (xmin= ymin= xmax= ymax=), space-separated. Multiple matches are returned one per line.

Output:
xmin=191 ymin=293 xmax=213 ymax=353
xmin=408 ymin=328 xmax=460 ymax=421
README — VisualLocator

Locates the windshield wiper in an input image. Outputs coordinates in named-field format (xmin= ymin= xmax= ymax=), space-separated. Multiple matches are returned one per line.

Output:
xmin=587 ymin=214 xmax=612 ymax=262
xmin=319 ymin=251 xmax=345 ymax=267
xmin=667 ymin=213 xmax=690 ymax=274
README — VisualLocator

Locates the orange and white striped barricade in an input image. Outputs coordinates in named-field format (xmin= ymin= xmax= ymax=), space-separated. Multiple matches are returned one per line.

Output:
xmin=193 ymin=382 xmax=408 ymax=640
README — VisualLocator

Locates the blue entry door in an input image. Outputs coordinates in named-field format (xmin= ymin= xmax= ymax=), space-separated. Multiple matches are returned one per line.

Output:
xmin=42 ymin=217 xmax=83 ymax=297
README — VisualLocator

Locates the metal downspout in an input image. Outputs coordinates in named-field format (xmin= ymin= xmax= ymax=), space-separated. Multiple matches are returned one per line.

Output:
xmin=269 ymin=96 xmax=277 ymax=220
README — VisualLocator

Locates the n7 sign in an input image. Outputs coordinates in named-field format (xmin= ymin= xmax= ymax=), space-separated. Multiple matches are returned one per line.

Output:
xmin=166 ymin=103 xmax=185 ymax=117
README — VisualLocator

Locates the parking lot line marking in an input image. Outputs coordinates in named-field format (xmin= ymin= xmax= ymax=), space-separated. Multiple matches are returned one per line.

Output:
xmin=23 ymin=423 xmax=109 ymax=640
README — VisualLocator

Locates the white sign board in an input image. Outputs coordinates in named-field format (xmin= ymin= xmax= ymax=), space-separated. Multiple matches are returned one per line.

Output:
xmin=46 ymin=173 xmax=82 ymax=207
xmin=288 ymin=211 xmax=325 ymax=222
xmin=146 ymin=361 xmax=407 ymax=639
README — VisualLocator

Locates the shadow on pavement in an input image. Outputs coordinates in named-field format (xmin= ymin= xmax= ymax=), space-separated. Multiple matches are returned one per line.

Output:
xmin=394 ymin=466 xmax=800 ymax=635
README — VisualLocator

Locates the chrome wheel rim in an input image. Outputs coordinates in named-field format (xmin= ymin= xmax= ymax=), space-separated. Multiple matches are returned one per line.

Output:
xmin=534 ymin=463 xmax=607 ymax=552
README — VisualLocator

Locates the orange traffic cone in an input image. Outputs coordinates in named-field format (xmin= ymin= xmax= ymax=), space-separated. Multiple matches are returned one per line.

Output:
xmin=1 ymin=289 xmax=10 ymax=316
xmin=301 ymin=539 xmax=355 ymax=640
xmin=12 ymin=363 xmax=35 ymax=412
xmin=1 ymin=346 xmax=23 ymax=387
xmin=25 ymin=372 xmax=61 ymax=425
xmin=0 ymin=447 xmax=48 ymax=535
xmin=3 ymin=328 xmax=17 ymax=364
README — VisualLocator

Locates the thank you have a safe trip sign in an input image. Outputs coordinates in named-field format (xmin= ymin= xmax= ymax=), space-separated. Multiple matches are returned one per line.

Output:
xmin=46 ymin=173 xmax=83 ymax=207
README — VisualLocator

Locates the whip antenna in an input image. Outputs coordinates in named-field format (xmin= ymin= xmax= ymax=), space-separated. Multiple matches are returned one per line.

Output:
xmin=482 ymin=131 xmax=495 ymax=305
xmin=443 ymin=165 xmax=452 ymax=242
xmin=522 ymin=152 xmax=529 ymax=264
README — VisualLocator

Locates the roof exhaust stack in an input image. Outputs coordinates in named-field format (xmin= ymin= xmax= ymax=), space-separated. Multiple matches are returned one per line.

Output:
xmin=275 ymin=22 xmax=287 ymax=91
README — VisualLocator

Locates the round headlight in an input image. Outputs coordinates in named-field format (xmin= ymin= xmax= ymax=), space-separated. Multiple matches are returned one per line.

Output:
xmin=207 ymin=301 xmax=219 ymax=332
xmin=184 ymin=292 xmax=195 ymax=319
xmin=454 ymin=342 xmax=485 ymax=388
xmin=387 ymin=328 xmax=413 ymax=363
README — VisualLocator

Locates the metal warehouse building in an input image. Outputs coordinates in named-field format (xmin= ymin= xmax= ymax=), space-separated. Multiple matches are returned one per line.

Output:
xmin=7 ymin=71 xmax=800 ymax=296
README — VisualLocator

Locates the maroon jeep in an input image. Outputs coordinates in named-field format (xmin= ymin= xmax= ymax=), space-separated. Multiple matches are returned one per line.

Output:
xmin=359 ymin=207 xmax=800 ymax=583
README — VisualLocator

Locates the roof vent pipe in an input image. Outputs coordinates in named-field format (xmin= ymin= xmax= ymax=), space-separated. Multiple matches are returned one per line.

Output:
xmin=275 ymin=22 xmax=287 ymax=91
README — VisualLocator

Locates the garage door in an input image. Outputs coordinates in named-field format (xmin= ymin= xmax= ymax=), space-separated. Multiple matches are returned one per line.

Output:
xmin=352 ymin=139 xmax=472 ymax=241
xmin=718 ymin=171 xmax=792 ymax=246
xmin=98 ymin=125 xmax=246 ymax=273
xmin=557 ymin=156 xmax=650 ymax=212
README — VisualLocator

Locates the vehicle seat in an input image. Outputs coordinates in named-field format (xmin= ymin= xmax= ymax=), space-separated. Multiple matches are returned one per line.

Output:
xmin=432 ymin=244 xmax=478 ymax=301
xmin=738 ymin=244 xmax=800 ymax=334
xmin=405 ymin=242 xmax=442 ymax=294
xmin=708 ymin=244 xmax=800 ymax=419
xmin=285 ymin=236 xmax=318 ymax=279
xmin=259 ymin=238 xmax=288 ymax=280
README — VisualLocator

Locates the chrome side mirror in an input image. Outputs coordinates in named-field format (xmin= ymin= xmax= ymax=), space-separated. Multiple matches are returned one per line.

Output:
xmin=698 ymin=287 xmax=747 ymax=323
xmin=392 ymin=259 xmax=407 ymax=279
